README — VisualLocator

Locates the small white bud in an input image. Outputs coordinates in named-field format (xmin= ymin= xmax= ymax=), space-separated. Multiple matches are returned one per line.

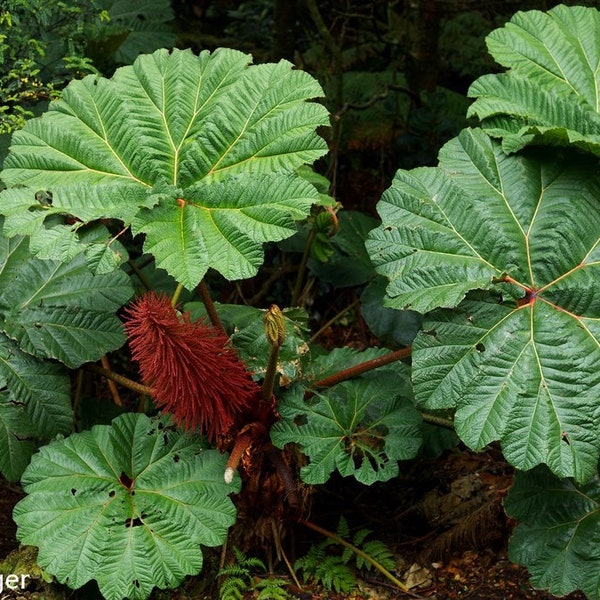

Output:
xmin=224 ymin=467 xmax=235 ymax=484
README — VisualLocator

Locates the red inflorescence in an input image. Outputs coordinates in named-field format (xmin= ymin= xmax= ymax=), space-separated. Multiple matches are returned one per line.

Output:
xmin=123 ymin=292 xmax=260 ymax=442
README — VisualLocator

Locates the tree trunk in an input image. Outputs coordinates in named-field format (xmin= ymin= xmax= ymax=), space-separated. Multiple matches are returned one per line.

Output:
xmin=272 ymin=0 xmax=297 ymax=61
xmin=406 ymin=0 xmax=439 ymax=94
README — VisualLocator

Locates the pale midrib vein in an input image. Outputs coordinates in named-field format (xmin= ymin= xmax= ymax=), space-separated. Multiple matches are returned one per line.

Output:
xmin=580 ymin=237 xmax=600 ymax=264
xmin=209 ymin=78 xmax=296 ymax=175
xmin=524 ymin=186 xmax=545 ymax=288
xmin=529 ymin=303 xmax=564 ymax=443
xmin=572 ymin=30 xmax=600 ymax=111
xmin=433 ymin=200 xmax=498 ymax=273
xmin=87 ymin=96 xmax=145 ymax=184
xmin=27 ymin=129 xmax=144 ymax=184
xmin=135 ymin=63 xmax=243 ymax=185
xmin=20 ymin=265 xmax=62 ymax=308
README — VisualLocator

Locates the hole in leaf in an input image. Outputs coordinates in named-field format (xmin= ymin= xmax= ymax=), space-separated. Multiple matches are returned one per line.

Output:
xmin=147 ymin=429 xmax=155 ymax=436
xmin=562 ymin=432 xmax=570 ymax=445
xmin=124 ymin=516 xmax=143 ymax=528
xmin=366 ymin=452 xmax=385 ymax=471
xmin=70 ymin=488 xmax=76 ymax=495
xmin=173 ymin=454 xmax=180 ymax=463
xmin=475 ymin=343 xmax=485 ymax=352
xmin=119 ymin=472 xmax=134 ymax=489
xmin=133 ymin=579 xmax=140 ymax=588
xmin=163 ymin=434 xmax=169 ymax=446
xmin=294 ymin=415 xmax=308 ymax=426
xmin=109 ymin=490 xmax=116 ymax=497
xmin=423 ymin=329 xmax=438 ymax=337
xmin=136 ymin=13 xmax=145 ymax=20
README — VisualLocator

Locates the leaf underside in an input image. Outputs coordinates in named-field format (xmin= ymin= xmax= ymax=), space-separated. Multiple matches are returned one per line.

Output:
xmin=366 ymin=128 xmax=600 ymax=482
xmin=13 ymin=413 xmax=240 ymax=600
xmin=0 ymin=48 xmax=329 ymax=288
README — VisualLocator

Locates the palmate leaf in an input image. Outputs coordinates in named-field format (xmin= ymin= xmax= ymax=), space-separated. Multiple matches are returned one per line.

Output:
xmin=505 ymin=467 xmax=600 ymax=599
xmin=467 ymin=5 xmax=600 ymax=155
xmin=0 ymin=335 xmax=71 ymax=482
xmin=0 ymin=234 xmax=132 ymax=368
xmin=13 ymin=412 xmax=241 ymax=600
xmin=270 ymin=365 xmax=422 ymax=485
xmin=0 ymin=48 xmax=329 ymax=287
xmin=366 ymin=128 xmax=600 ymax=482
xmin=0 ymin=229 xmax=130 ymax=480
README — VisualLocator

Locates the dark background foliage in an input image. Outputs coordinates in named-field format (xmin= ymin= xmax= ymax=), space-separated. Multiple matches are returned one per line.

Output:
xmin=2 ymin=1 xmax=599 ymax=599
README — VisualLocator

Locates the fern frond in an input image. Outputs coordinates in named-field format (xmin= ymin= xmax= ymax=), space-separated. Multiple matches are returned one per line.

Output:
xmin=352 ymin=527 xmax=372 ymax=548
xmin=357 ymin=539 xmax=396 ymax=572
xmin=219 ymin=547 xmax=269 ymax=600
xmin=316 ymin=556 xmax=356 ymax=593
xmin=255 ymin=577 xmax=291 ymax=600
xmin=294 ymin=543 xmax=326 ymax=581
xmin=336 ymin=516 xmax=351 ymax=539
xmin=217 ymin=563 xmax=251 ymax=579
xmin=218 ymin=576 xmax=246 ymax=600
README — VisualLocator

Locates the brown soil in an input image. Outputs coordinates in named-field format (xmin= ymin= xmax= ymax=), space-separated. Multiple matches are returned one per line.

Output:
xmin=0 ymin=445 xmax=587 ymax=600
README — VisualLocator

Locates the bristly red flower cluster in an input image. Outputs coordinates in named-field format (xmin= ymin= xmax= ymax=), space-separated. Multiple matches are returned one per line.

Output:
xmin=123 ymin=292 xmax=259 ymax=441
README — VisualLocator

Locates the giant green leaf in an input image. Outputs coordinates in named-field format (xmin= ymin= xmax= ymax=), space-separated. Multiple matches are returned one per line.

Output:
xmin=0 ymin=236 xmax=132 ymax=368
xmin=13 ymin=412 xmax=240 ymax=600
xmin=0 ymin=48 xmax=329 ymax=288
xmin=505 ymin=467 xmax=600 ymax=599
xmin=0 ymin=228 xmax=130 ymax=480
xmin=468 ymin=5 xmax=600 ymax=155
xmin=366 ymin=128 xmax=600 ymax=482
xmin=271 ymin=366 xmax=422 ymax=485
xmin=0 ymin=335 xmax=71 ymax=482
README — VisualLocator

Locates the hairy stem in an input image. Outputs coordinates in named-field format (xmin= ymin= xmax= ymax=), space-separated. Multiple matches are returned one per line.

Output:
xmin=265 ymin=443 xmax=298 ymax=509
xmin=299 ymin=519 xmax=408 ymax=592
xmin=101 ymin=355 xmax=123 ymax=406
xmin=262 ymin=344 xmax=280 ymax=401
xmin=224 ymin=429 xmax=254 ymax=484
xmin=171 ymin=282 xmax=184 ymax=307
xmin=420 ymin=412 xmax=455 ymax=430
xmin=198 ymin=279 xmax=226 ymax=335
xmin=310 ymin=347 xmax=412 ymax=391
xmin=84 ymin=363 xmax=152 ymax=397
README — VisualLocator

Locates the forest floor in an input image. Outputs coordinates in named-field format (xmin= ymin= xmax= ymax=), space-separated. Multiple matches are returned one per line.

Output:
xmin=0 ymin=445 xmax=587 ymax=600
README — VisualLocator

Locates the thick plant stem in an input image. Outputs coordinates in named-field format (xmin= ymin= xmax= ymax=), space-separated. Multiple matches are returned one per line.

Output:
xmin=299 ymin=519 xmax=409 ymax=592
xmin=262 ymin=344 xmax=280 ymax=401
xmin=311 ymin=346 xmax=412 ymax=391
xmin=84 ymin=363 xmax=152 ymax=397
xmin=198 ymin=279 xmax=226 ymax=335
xmin=101 ymin=355 xmax=123 ymax=406
xmin=171 ymin=282 xmax=184 ymax=307
xmin=421 ymin=412 xmax=454 ymax=430
xmin=262 ymin=304 xmax=285 ymax=401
